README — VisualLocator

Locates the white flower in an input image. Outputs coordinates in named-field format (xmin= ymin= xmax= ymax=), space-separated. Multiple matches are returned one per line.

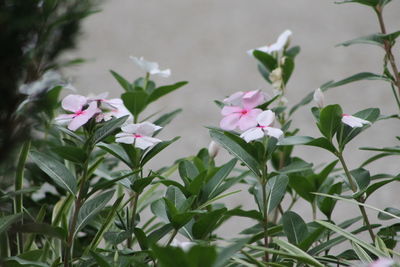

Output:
xmin=115 ymin=122 xmax=162 ymax=149
xmin=89 ymin=92 xmax=132 ymax=122
xmin=368 ymin=258 xmax=395 ymax=267
xmin=247 ymin=30 xmax=292 ymax=56
xmin=130 ymin=56 xmax=171 ymax=78
xmin=208 ymin=141 xmax=220 ymax=158
xmin=19 ymin=70 xmax=62 ymax=95
xmin=342 ymin=114 xmax=371 ymax=128
xmin=240 ymin=110 xmax=283 ymax=142
xmin=313 ymin=88 xmax=324 ymax=108
xmin=170 ymin=239 xmax=195 ymax=251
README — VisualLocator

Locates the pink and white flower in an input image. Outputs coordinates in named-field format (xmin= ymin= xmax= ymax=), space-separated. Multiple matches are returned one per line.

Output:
xmin=368 ymin=258 xmax=394 ymax=267
xmin=220 ymin=90 xmax=267 ymax=131
xmin=130 ymin=56 xmax=171 ymax=78
xmin=55 ymin=94 xmax=99 ymax=131
xmin=115 ymin=122 xmax=162 ymax=149
xmin=342 ymin=114 xmax=371 ymax=128
xmin=240 ymin=110 xmax=283 ymax=142
xmin=89 ymin=92 xmax=131 ymax=122
xmin=313 ymin=88 xmax=324 ymax=108
xmin=247 ymin=30 xmax=292 ymax=56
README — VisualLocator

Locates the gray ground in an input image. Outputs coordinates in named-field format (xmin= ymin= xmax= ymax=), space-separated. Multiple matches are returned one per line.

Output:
xmin=64 ymin=0 xmax=400 ymax=240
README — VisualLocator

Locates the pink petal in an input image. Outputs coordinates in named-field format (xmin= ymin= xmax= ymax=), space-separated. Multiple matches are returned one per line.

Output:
xmin=67 ymin=102 xmax=98 ymax=131
xmin=238 ymin=109 xmax=262 ymax=131
xmin=221 ymin=106 xmax=242 ymax=116
xmin=240 ymin=127 xmax=264 ymax=142
xmin=243 ymin=90 xmax=266 ymax=109
xmin=62 ymin=94 xmax=87 ymax=112
xmin=223 ymin=91 xmax=244 ymax=106
xmin=220 ymin=113 xmax=241 ymax=130
xmin=257 ymin=110 xmax=275 ymax=127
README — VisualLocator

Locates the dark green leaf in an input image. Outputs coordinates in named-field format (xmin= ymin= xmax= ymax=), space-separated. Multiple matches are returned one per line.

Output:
xmin=317 ymin=104 xmax=343 ymax=141
xmin=338 ymin=31 xmax=400 ymax=47
xmin=192 ymin=208 xmax=227 ymax=239
xmin=141 ymin=137 xmax=180 ymax=166
xmin=148 ymin=82 xmax=188 ymax=104
xmin=122 ymin=91 xmax=149 ymax=118
xmin=267 ymin=174 xmax=288 ymax=213
xmin=30 ymin=151 xmax=77 ymax=195
xmin=282 ymin=211 xmax=309 ymax=245
xmin=94 ymin=116 xmax=129 ymax=144
xmin=110 ymin=70 xmax=133 ymax=91
xmin=378 ymin=207 xmax=400 ymax=220
xmin=0 ymin=213 xmax=22 ymax=235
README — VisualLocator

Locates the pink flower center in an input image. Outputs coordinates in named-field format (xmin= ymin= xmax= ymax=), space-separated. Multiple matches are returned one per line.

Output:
xmin=133 ymin=134 xmax=142 ymax=138
xmin=342 ymin=114 xmax=349 ymax=117
xmin=257 ymin=125 xmax=266 ymax=129
xmin=74 ymin=110 xmax=85 ymax=117
xmin=240 ymin=109 xmax=249 ymax=115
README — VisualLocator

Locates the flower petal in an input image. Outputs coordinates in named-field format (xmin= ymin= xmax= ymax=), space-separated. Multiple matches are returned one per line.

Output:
xmin=153 ymin=68 xmax=171 ymax=78
xmin=313 ymin=88 xmax=324 ymax=108
xmin=238 ymin=109 xmax=262 ymax=131
xmin=220 ymin=113 xmax=241 ymax=130
xmin=62 ymin=94 xmax=87 ymax=112
xmin=240 ymin=127 xmax=264 ymax=142
xmin=342 ymin=115 xmax=370 ymax=128
xmin=242 ymin=90 xmax=266 ymax=109
xmin=223 ymin=91 xmax=244 ymax=106
xmin=137 ymin=122 xmax=162 ymax=136
xmin=221 ymin=106 xmax=242 ymax=116
xmin=67 ymin=102 xmax=98 ymax=131
xmin=265 ymin=127 xmax=283 ymax=139
xmin=257 ymin=110 xmax=275 ymax=127
xmin=116 ymin=135 xmax=136 ymax=144
xmin=121 ymin=124 xmax=139 ymax=134
xmin=54 ymin=114 xmax=74 ymax=125
xmin=135 ymin=137 xmax=157 ymax=150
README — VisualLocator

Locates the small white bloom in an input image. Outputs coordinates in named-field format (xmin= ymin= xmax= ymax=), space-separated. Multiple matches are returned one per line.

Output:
xmin=368 ymin=258 xmax=395 ymax=267
xmin=115 ymin=122 xmax=162 ymax=149
xmin=313 ymin=88 xmax=324 ymax=108
xmin=130 ymin=56 xmax=171 ymax=78
xmin=342 ymin=114 xmax=371 ymax=128
xmin=269 ymin=68 xmax=283 ymax=90
xmin=208 ymin=141 xmax=220 ymax=158
xmin=247 ymin=30 xmax=292 ymax=56
xmin=170 ymin=239 xmax=195 ymax=251
xmin=240 ymin=110 xmax=283 ymax=142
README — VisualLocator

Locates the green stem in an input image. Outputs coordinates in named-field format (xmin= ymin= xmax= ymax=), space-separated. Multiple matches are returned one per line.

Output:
xmin=260 ymin=161 xmax=269 ymax=263
xmin=166 ymin=228 xmax=178 ymax=246
xmin=337 ymin=152 xmax=375 ymax=243
xmin=64 ymin=148 xmax=92 ymax=267
xmin=14 ymin=141 xmax=30 ymax=254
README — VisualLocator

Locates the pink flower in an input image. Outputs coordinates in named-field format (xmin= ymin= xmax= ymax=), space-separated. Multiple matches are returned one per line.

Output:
xmin=220 ymin=90 xmax=267 ymax=131
xmin=240 ymin=110 xmax=283 ymax=142
xmin=368 ymin=258 xmax=394 ymax=267
xmin=115 ymin=122 xmax=162 ymax=150
xmin=89 ymin=93 xmax=131 ymax=122
xmin=55 ymin=94 xmax=99 ymax=131
xmin=342 ymin=114 xmax=371 ymax=128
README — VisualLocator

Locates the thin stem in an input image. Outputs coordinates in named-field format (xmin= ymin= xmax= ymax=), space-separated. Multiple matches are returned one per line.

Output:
xmin=337 ymin=152 xmax=375 ymax=242
xmin=166 ymin=228 xmax=178 ymax=246
xmin=375 ymin=7 xmax=400 ymax=106
xmin=127 ymin=191 xmax=140 ymax=248
xmin=14 ymin=141 xmax=31 ymax=254
xmin=261 ymin=171 xmax=269 ymax=262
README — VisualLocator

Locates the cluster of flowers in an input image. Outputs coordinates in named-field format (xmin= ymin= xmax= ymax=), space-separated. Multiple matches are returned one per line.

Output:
xmin=219 ymin=90 xmax=284 ymax=142
xmin=54 ymin=55 xmax=173 ymax=150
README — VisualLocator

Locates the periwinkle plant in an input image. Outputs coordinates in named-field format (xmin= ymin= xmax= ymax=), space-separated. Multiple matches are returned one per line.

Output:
xmin=1 ymin=0 xmax=400 ymax=267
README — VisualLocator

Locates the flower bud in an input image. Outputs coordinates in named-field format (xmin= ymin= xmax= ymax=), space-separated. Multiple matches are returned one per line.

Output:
xmin=313 ymin=88 xmax=324 ymax=108
xmin=208 ymin=141 xmax=220 ymax=158
xmin=269 ymin=67 xmax=283 ymax=90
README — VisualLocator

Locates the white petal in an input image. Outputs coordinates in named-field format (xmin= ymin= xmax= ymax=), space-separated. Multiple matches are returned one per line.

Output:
xmin=208 ymin=141 xmax=220 ymax=158
xmin=121 ymin=124 xmax=139 ymax=134
xmin=342 ymin=115 xmax=370 ymax=128
xmin=54 ymin=114 xmax=74 ymax=125
xmin=134 ymin=137 xmax=157 ymax=150
xmin=152 ymin=68 xmax=171 ymax=78
xmin=61 ymin=94 xmax=87 ymax=112
xmin=313 ymin=88 xmax=324 ymax=108
xmin=265 ymin=127 xmax=284 ymax=139
xmin=130 ymin=56 xmax=159 ymax=73
xmin=257 ymin=110 xmax=275 ymax=127
xmin=273 ymin=30 xmax=292 ymax=52
xmin=240 ymin=127 xmax=264 ymax=143
xmin=136 ymin=122 xmax=162 ymax=136
xmin=116 ymin=135 xmax=136 ymax=144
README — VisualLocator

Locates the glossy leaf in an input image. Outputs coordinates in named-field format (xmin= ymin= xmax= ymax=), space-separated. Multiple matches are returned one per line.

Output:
xmin=282 ymin=211 xmax=309 ymax=245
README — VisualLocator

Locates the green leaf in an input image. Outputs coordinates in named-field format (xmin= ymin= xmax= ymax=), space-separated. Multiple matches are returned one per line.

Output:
xmin=151 ymin=245 xmax=188 ymax=267
xmin=148 ymin=81 xmax=188 ymax=104
xmin=335 ymin=0 xmax=390 ymax=6
xmin=267 ymin=174 xmax=288 ymax=213
xmin=317 ymin=104 xmax=343 ymax=141
xmin=279 ymin=159 xmax=313 ymax=174
xmin=90 ymin=250 xmax=112 ymax=267
xmin=352 ymin=242 xmax=373 ymax=263
xmin=93 ymin=115 xmax=129 ymax=144
xmin=203 ymin=159 xmax=237 ymax=199
xmin=133 ymin=227 xmax=148 ymax=250
xmin=282 ymin=57 xmax=294 ymax=84
xmin=215 ymin=238 xmax=250 ymax=267
xmin=209 ymin=129 xmax=260 ymax=176
xmin=316 ymin=220 xmax=387 ymax=258
xmin=273 ymin=239 xmax=325 ymax=267
xmin=75 ymin=190 xmax=114 ymax=235
xmin=378 ymin=207 xmax=400 ymax=220
xmin=278 ymin=136 xmax=314 ymax=146
xmin=0 ymin=213 xmax=22 ymax=235
xmin=110 ymin=70 xmax=133 ymax=91
xmin=141 ymin=137 xmax=180 ymax=166
xmin=253 ymin=50 xmax=277 ymax=71
xmin=30 ymin=151 xmax=77 ymax=195
xmin=12 ymin=223 xmax=66 ymax=240
xmin=289 ymin=175 xmax=316 ymax=203
xmin=153 ymin=109 xmax=182 ymax=129
xmin=187 ymin=245 xmax=218 ymax=267
xmin=122 ymin=91 xmax=149 ymax=118
xmin=98 ymin=143 xmax=131 ymax=167
xmin=281 ymin=211 xmax=309 ymax=245
xmin=51 ymin=145 xmax=86 ymax=163
xmin=351 ymin=168 xmax=370 ymax=193
xmin=317 ymin=182 xmax=342 ymax=219
xmin=338 ymin=31 xmax=400 ymax=47
xmin=192 ymin=208 xmax=227 ymax=239
xmin=166 ymin=186 xmax=187 ymax=211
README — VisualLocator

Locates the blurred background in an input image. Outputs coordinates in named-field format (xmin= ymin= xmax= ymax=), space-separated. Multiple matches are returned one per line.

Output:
xmin=63 ymin=0 xmax=400 ymax=237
